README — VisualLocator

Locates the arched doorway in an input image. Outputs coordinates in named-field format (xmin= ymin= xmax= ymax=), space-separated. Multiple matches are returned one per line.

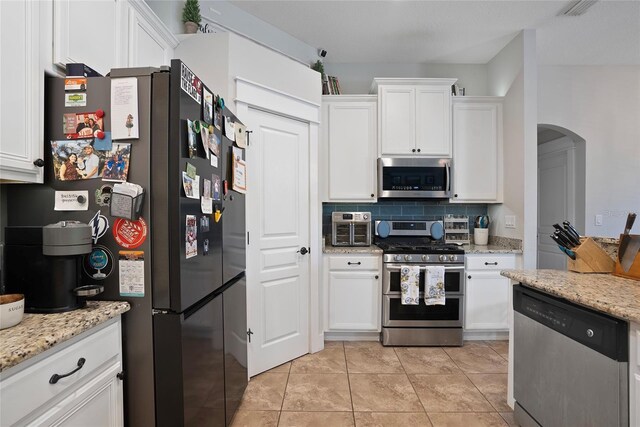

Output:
xmin=537 ymin=124 xmax=586 ymax=269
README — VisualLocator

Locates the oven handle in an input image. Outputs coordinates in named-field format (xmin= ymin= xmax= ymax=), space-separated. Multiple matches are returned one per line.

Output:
xmin=384 ymin=264 xmax=464 ymax=272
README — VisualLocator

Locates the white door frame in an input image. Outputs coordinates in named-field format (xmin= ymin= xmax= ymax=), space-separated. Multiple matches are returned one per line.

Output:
xmin=233 ymin=77 xmax=324 ymax=361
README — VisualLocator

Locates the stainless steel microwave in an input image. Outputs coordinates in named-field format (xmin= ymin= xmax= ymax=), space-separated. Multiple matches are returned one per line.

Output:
xmin=378 ymin=157 xmax=452 ymax=199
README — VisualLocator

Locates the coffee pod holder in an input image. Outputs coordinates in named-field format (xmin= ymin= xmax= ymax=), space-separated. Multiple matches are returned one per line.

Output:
xmin=612 ymin=233 xmax=640 ymax=281
xmin=110 ymin=189 xmax=145 ymax=221
xmin=567 ymin=237 xmax=615 ymax=273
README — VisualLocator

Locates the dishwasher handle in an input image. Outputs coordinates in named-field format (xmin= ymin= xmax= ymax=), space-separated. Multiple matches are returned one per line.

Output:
xmin=513 ymin=284 xmax=628 ymax=362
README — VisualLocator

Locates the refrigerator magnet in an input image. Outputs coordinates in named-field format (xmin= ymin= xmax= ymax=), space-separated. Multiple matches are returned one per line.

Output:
xmin=209 ymin=131 xmax=220 ymax=157
xmin=200 ymin=126 xmax=210 ymax=159
xmin=224 ymin=116 xmax=236 ymax=141
xmin=51 ymin=140 xmax=101 ymax=181
xmin=119 ymin=251 xmax=145 ymax=297
xmin=203 ymin=87 xmax=213 ymax=124
xmin=93 ymin=131 xmax=113 ymax=151
xmin=63 ymin=113 xmax=77 ymax=134
xmin=83 ymin=245 xmax=114 ymax=280
xmin=65 ymin=93 xmax=87 ymax=107
xmin=200 ymin=216 xmax=210 ymax=232
xmin=101 ymin=143 xmax=132 ymax=182
xmin=65 ymin=77 xmax=87 ymax=92
xmin=54 ymin=190 xmax=89 ymax=211
xmin=186 ymin=215 xmax=198 ymax=259
xmin=88 ymin=210 xmax=110 ymax=244
xmin=95 ymin=184 xmax=113 ymax=207
xmin=235 ymin=123 xmax=247 ymax=148
xmin=113 ymin=217 xmax=148 ymax=249
xmin=203 ymin=178 xmax=212 ymax=199
xmin=214 ymin=105 xmax=222 ymax=130
xmin=203 ymin=238 xmax=209 ymax=256
xmin=180 ymin=62 xmax=202 ymax=104
xmin=186 ymin=119 xmax=197 ymax=158
xmin=212 ymin=174 xmax=221 ymax=201
xmin=186 ymin=162 xmax=197 ymax=179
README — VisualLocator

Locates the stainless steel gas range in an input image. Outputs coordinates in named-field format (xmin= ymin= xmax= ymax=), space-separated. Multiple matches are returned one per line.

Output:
xmin=375 ymin=220 xmax=465 ymax=346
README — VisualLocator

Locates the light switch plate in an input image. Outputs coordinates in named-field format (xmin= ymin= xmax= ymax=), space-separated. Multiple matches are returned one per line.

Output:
xmin=505 ymin=215 xmax=516 ymax=229
xmin=595 ymin=214 xmax=603 ymax=226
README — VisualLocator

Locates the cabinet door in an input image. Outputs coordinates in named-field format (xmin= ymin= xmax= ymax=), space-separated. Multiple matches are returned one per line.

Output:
xmin=452 ymin=101 xmax=502 ymax=202
xmin=126 ymin=2 xmax=176 ymax=68
xmin=29 ymin=362 xmax=123 ymax=427
xmin=415 ymin=86 xmax=451 ymax=156
xmin=326 ymin=100 xmax=377 ymax=201
xmin=0 ymin=0 xmax=44 ymax=183
xmin=379 ymin=86 xmax=416 ymax=155
xmin=465 ymin=271 xmax=509 ymax=330
xmin=328 ymin=271 xmax=380 ymax=331
xmin=54 ymin=0 xmax=122 ymax=76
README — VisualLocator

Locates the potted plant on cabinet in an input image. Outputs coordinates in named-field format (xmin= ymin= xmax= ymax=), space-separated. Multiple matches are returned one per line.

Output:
xmin=182 ymin=0 xmax=201 ymax=34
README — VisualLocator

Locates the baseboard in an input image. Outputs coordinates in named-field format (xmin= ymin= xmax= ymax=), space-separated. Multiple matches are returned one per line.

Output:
xmin=463 ymin=330 xmax=509 ymax=341
xmin=324 ymin=331 xmax=381 ymax=341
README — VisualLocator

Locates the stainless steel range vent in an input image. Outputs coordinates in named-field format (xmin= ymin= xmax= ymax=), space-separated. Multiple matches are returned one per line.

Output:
xmin=557 ymin=0 xmax=599 ymax=16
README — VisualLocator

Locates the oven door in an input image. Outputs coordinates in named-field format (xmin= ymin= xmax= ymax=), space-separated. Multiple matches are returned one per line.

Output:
xmin=382 ymin=264 xmax=464 ymax=295
xmin=383 ymin=294 xmax=463 ymax=327
xmin=378 ymin=157 xmax=452 ymax=199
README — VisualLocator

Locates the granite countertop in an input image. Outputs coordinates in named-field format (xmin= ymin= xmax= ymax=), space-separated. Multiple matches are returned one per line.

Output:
xmin=501 ymin=269 xmax=640 ymax=323
xmin=323 ymin=244 xmax=383 ymax=254
xmin=0 ymin=301 xmax=130 ymax=372
xmin=463 ymin=244 xmax=523 ymax=254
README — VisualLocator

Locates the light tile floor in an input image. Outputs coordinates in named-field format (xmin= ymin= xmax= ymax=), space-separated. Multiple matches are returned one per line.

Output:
xmin=231 ymin=340 xmax=517 ymax=427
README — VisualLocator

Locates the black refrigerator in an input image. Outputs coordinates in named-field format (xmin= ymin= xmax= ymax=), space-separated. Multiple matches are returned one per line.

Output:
xmin=5 ymin=60 xmax=247 ymax=426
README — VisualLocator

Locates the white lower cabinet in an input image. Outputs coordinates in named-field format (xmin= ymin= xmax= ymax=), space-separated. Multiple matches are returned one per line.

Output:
xmin=324 ymin=254 xmax=381 ymax=332
xmin=465 ymin=254 xmax=515 ymax=331
xmin=0 ymin=319 xmax=124 ymax=427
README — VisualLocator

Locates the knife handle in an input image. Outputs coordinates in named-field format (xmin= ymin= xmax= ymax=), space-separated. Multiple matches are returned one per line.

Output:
xmin=562 ymin=221 xmax=581 ymax=243
xmin=625 ymin=213 xmax=637 ymax=234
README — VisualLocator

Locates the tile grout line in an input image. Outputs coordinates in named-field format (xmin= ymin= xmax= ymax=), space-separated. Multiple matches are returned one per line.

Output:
xmin=393 ymin=347 xmax=430 ymax=417
xmin=276 ymin=362 xmax=292 ymax=426
xmin=341 ymin=341 xmax=357 ymax=424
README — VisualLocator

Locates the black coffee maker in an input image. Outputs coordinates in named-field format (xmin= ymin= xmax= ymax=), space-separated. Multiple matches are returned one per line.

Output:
xmin=4 ymin=221 xmax=103 ymax=313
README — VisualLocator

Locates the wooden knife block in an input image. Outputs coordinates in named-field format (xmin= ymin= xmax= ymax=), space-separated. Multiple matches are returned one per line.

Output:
xmin=567 ymin=237 xmax=615 ymax=274
xmin=613 ymin=234 xmax=640 ymax=281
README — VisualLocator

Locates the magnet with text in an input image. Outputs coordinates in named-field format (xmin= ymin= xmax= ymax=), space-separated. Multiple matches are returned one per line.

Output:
xmin=113 ymin=217 xmax=148 ymax=249
xmin=119 ymin=250 xmax=145 ymax=297
xmin=180 ymin=62 xmax=202 ymax=104
xmin=83 ymin=245 xmax=114 ymax=280
xmin=95 ymin=184 xmax=113 ymax=206
xmin=88 ymin=210 xmax=109 ymax=244
xmin=65 ymin=93 xmax=87 ymax=107
xmin=54 ymin=190 xmax=89 ymax=211
xmin=186 ymin=215 xmax=198 ymax=259
xmin=65 ymin=77 xmax=87 ymax=92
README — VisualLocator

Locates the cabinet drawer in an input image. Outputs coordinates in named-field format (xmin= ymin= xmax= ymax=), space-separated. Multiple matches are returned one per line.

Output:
xmin=465 ymin=254 xmax=515 ymax=270
xmin=328 ymin=255 xmax=380 ymax=270
xmin=1 ymin=321 xmax=121 ymax=426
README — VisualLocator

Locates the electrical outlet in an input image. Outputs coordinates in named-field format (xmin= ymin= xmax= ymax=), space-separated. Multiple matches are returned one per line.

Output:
xmin=505 ymin=215 xmax=516 ymax=229
xmin=595 ymin=214 xmax=603 ymax=226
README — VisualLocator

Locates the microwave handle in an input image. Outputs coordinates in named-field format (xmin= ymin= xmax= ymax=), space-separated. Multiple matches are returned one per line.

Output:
xmin=446 ymin=162 xmax=451 ymax=192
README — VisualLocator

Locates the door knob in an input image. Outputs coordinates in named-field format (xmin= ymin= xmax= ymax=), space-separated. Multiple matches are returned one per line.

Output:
xmin=297 ymin=247 xmax=309 ymax=255
xmin=33 ymin=158 xmax=45 ymax=167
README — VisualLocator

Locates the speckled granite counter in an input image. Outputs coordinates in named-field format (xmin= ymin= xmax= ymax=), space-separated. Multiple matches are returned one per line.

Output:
xmin=0 ymin=301 xmax=130 ymax=372
xmin=323 ymin=244 xmax=383 ymax=254
xmin=501 ymin=269 xmax=640 ymax=323
xmin=463 ymin=244 xmax=523 ymax=254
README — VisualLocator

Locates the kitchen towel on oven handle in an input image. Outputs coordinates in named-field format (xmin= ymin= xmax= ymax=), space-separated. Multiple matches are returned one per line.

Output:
xmin=425 ymin=266 xmax=446 ymax=306
xmin=400 ymin=265 xmax=420 ymax=305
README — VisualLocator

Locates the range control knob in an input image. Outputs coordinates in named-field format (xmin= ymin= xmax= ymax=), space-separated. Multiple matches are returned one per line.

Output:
xmin=363 ymin=214 xmax=369 ymax=220
xmin=422 ymin=255 xmax=428 ymax=261
xmin=394 ymin=255 xmax=402 ymax=262
xmin=439 ymin=255 xmax=447 ymax=262
xmin=449 ymin=255 xmax=457 ymax=262
xmin=404 ymin=255 xmax=411 ymax=261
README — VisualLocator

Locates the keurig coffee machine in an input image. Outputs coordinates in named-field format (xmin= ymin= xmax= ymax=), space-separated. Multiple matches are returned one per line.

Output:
xmin=4 ymin=221 xmax=103 ymax=313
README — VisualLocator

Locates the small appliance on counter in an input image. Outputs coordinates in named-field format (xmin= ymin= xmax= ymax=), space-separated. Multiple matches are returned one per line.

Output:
xmin=3 ymin=221 xmax=103 ymax=313
xmin=331 ymin=212 xmax=372 ymax=246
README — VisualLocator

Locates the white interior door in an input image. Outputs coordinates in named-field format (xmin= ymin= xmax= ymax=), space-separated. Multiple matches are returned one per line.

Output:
xmin=537 ymin=139 xmax=575 ymax=269
xmin=245 ymin=108 xmax=310 ymax=376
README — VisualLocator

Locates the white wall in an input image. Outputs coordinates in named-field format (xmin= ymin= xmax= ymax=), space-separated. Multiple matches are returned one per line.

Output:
xmin=538 ymin=65 xmax=640 ymax=237
xmin=324 ymin=63 xmax=488 ymax=95
xmin=486 ymin=30 xmax=538 ymax=269
xmin=146 ymin=0 xmax=318 ymax=65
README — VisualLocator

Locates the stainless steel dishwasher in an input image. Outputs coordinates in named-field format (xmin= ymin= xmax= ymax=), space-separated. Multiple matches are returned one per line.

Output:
xmin=513 ymin=285 xmax=629 ymax=427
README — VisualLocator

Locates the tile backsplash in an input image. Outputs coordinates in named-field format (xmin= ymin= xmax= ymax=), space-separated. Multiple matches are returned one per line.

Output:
xmin=322 ymin=201 xmax=487 ymax=236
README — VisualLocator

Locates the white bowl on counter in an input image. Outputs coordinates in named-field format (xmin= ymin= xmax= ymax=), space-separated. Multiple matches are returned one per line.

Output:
xmin=0 ymin=294 xmax=25 ymax=330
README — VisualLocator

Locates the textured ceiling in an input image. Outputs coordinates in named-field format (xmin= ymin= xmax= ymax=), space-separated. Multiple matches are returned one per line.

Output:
xmin=229 ymin=0 xmax=640 ymax=65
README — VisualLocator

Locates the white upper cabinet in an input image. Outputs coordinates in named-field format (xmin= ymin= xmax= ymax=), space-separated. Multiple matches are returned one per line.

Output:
xmin=372 ymin=78 xmax=457 ymax=157
xmin=321 ymin=96 xmax=377 ymax=202
xmin=0 ymin=0 xmax=44 ymax=183
xmin=125 ymin=1 xmax=178 ymax=68
xmin=54 ymin=0 xmax=124 ymax=76
xmin=451 ymin=97 xmax=503 ymax=203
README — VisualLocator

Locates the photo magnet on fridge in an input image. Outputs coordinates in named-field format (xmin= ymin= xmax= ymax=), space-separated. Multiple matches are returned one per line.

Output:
xmin=186 ymin=162 xmax=197 ymax=179
xmin=51 ymin=140 xmax=102 ymax=181
xmin=186 ymin=119 xmax=197 ymax=158
xmin=212 ymin=174 xmax=221 ymax=201
xmin=67 ymin=112 xmax=104 ymax=139
xmin=186 ymin=215 xmax=198 ymax=259
xmin=182 ymin=171 xmax=195 ymax=198
xmin=200 ymin=216 xmax=210 ymax=232
xmin=203 ymin=87 xmax=213 ymax=124
xmin=200 ymin=126 xmax=210 ymax=159
xmin=214 ymin=104 xmax=222 ymax=130
xmin=101 ymin=143 xmax=132 ymax=182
